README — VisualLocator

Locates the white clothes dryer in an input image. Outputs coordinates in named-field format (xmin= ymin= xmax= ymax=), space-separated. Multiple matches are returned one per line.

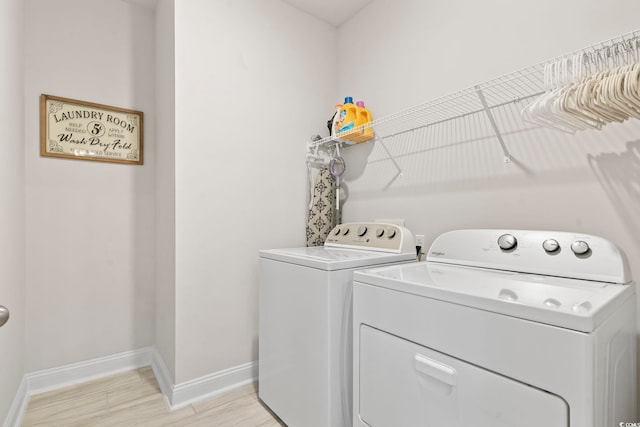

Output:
xmin=259 ymin=223 xmax=416 ymax=427
xmin=353 ymin=229 xmax=636 ymax=427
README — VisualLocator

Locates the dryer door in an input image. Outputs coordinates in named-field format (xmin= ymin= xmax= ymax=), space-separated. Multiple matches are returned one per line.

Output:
xmin=358 ymin=325 xmax=568 ymax=427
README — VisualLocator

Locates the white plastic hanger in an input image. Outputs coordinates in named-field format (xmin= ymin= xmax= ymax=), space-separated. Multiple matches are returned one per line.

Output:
xmin=524 ymin=35 xmax=640 ymax=132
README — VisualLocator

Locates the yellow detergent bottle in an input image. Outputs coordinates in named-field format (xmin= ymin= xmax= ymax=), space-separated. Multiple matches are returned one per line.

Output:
xmin=336 ymin=97 xmax=359 ymax=141
xmin=352 ymin=100 xmax=375 ymax=143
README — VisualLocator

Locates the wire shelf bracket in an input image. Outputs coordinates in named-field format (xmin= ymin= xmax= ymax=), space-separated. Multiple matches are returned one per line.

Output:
xmin=475 ymin=86 xmax=512 ymax=163
xmin=375 ymin=134 xmax=403 ymax=176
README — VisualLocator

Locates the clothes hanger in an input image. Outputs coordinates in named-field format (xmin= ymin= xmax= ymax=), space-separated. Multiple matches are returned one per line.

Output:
xmin=593 ymin=69 xmax=628 ymax=123
xmin=607 ymin=67 xmax=639 ymax=119
xmin=522 ymin=83 xmax=582 ymax=132
xmin=523 ymin=35 xmax=640 ymax=132
xmin=558 ymin=84 xmax=602 ymax=130
xmin=624 ymin=64 xmax=640 ymax=107
xmin=553 ymin=56 xmax=609 ymax=130
xmin=541 ymin=57 xmax=596 ymax=131
xmin=618 ymin=43 xmax=640 ymax=112
xmin=522 ymin=59 xmax=577 ymax=131
xmin=582 ymin=84 xmax=609 ymax=124
xmin=595 ymin=45 xmax=640 ymax=122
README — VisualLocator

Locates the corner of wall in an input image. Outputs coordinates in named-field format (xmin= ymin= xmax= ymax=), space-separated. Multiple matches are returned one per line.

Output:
xmin=1 ymin=377 xmax=28 ymax=427
xmin=151 ymin=348 xmax=257 ymax=411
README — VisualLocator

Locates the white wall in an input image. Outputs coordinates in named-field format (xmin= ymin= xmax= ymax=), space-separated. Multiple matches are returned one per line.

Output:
xmin=155 ymin=0 xmax=176 ymax=382
xmin=0 ymin=0 xmax=26 ymax=422
xmin=339 ymin=0 xmax=640 ymax=116
xmin=24 ymin=0 xmax=157 ymax=371
xmin=338 ymin=0 xmax=640 ymax=397
xmin=173 ymin=0 xmax=336 ymax=382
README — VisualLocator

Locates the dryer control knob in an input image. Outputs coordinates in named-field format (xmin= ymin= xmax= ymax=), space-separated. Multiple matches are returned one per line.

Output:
xmin=388 ymin=229 xmax=397 ymax=239
xmin=333 ymin=228 xmax=341 ymax=236
xmin=376 ymin=228 xmax=385 ymax=238
xmin=542 ymin=239 xmax=560 ymax=253
xmin=571 ymin=240 xmax=590 ymax=255
xmin=497 ymin=234 xmax=517 ymax=251
xmin=342 ymin=228 xmax=349 ymax=235
xmin=357 ymin=225 xmax=368 ymax=237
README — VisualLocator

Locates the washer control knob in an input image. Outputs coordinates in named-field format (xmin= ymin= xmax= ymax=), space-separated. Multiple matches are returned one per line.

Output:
xmin=342 ymin=227 xmax=349 ymax=236
xmin=571 ymin=240 xmax=590 ymax=255
xmin=357 ymin=225 xmax=368 ymax=237
xmin=376 ymin=228 xmax=385 ymax=238
xmin=333 ymin=228 xmax=341 ymax=236
xmin=542 ymin=239 xmax=560 ymax=253
xmin=388 ymin=229 xmax=397 ymax=239
xmin=497 ymin=234 xmax=517 ymax=251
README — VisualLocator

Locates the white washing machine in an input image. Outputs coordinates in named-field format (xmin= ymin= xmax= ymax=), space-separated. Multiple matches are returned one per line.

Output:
xmin=259 ymin=222 xmax=416 ymax=427
xmin=353 ymin=229 xmax=637 ymax=427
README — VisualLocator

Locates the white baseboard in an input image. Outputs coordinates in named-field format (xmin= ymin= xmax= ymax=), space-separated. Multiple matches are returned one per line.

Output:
xmin=151 ymin=349 xmax=258 ymax=410
xmin=26 ymin=347 xmax=154 ymax=394
xmin=170 ymin=361 xmax=258 ymax=410
xmin=2 ymin=376 xmax=28 ymax=427
xmin=4 ymin=347 xmax=154 ymax=427
xmin=150 ymin=349 xmax=174 ymax=409
xmin=4 ymin=347 xmax=257 ymax=426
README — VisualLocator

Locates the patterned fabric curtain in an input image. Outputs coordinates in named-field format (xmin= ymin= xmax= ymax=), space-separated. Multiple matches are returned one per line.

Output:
xmin=306 ymin=167 xmax=340 ymax=246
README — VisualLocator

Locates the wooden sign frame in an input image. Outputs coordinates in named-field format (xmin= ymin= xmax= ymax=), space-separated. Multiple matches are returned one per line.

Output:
xmin=40 ymin=94 xmax=143 ymax=165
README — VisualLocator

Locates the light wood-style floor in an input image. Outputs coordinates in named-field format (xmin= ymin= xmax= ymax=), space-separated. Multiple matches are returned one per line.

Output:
xmin=22 ymin=367 xmax=286 ymax=426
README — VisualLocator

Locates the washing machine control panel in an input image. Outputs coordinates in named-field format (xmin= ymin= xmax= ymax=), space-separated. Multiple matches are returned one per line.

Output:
xmin=325 ymin=222 xmax=415 ymax=254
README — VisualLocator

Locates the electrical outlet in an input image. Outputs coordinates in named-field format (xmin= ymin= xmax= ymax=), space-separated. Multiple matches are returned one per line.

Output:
xmin=415 ymin=234 xmax=425 ymax=247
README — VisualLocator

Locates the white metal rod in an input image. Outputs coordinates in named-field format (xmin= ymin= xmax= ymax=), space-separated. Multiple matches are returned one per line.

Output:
xmin=376 ymin=135 xmax=403 ymax=176
xmin=476 ymin=86 xmax=511 ymax=162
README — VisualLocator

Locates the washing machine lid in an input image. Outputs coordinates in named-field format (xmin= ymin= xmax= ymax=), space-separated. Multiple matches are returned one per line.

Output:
xmin=354 ymin=229 xmax=635 ymax=332
xmin=260 ymin=246 xmax=415 ymax=271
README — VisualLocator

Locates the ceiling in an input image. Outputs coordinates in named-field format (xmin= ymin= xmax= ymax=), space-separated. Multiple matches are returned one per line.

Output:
xmin=121 ymin=0 xmax=156 ymax=9
xmin=281 ymin=0 xmax=372 ymax=26
xmin=122 ymin=0 xmax=372 ymax=27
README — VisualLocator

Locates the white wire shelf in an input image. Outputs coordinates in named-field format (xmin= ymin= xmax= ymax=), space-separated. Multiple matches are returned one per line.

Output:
xmin=307 ymin=28 xmax=640 ymax=168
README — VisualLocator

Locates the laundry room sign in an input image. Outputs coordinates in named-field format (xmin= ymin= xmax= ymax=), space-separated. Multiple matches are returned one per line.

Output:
xmin=40 ymin=94 xmax=143 ymax=165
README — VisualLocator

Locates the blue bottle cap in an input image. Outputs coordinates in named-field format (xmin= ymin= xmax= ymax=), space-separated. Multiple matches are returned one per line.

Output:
xmin=344 ymin=96 xmax=353 ymax=104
